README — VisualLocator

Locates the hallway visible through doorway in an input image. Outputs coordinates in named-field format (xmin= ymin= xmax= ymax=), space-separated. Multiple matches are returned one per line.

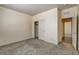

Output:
xmin=61 ymin=17 xmax=73 ymax=49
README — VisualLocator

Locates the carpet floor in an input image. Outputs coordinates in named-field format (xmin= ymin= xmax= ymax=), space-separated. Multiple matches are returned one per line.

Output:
xmin=0 ymin=39 xmax=78 ymax=55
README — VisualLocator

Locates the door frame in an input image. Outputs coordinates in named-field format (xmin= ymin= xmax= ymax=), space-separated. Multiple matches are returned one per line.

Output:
xmin=62 ymin=17 xmax=72 ymax=43
xmin=34 ymin=21 xmax=39 ymax=39
xmin=76 ymin=16 xmax=78 ymax=50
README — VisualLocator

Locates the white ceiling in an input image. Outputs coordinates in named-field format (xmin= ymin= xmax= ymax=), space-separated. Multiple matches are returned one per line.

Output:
xmin=0 ymin=4 xmax=76 ymax=16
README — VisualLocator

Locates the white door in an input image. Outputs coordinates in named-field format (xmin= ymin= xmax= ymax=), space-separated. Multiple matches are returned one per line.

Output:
xmin=71 ymin=7 xmax=77 ymax=50
xmin=39 ymin=19 xmax=45 ymax=40
xmin=72 ymin=19 xmax=77 ymax=49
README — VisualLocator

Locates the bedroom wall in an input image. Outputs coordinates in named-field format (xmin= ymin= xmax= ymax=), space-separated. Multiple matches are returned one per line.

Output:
xmin=32 ymin=8 xmax=59 ymax=44
xmin=0 ymin=7 xmax=32 ymax=46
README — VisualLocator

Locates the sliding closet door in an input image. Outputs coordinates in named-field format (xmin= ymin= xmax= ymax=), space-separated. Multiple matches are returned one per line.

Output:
xmin=39 ymin=19 xmax=45 ymax=40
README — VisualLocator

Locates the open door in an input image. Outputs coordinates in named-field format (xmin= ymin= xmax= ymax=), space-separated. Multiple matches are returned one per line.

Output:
xmin=72 ymin=16 xmax=78 ymax=50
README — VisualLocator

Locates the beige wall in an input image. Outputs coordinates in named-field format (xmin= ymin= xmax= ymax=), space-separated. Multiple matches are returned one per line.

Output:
xmin=61 ymin=6 xmax=77 ymax=49
xmin=32 ymin=8 xmax=59 ymax=44
xmin=57 ymin=9 xmax=62 ymax=42
xmin=0 ymin=7 xmax=32 ymax=46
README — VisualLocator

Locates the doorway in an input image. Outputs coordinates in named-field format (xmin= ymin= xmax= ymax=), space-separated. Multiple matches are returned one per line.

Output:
xmin=34 ymin=21 xmax=39 ymax=39
xmin=61 ymin=17 xmax=73 ymax=49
